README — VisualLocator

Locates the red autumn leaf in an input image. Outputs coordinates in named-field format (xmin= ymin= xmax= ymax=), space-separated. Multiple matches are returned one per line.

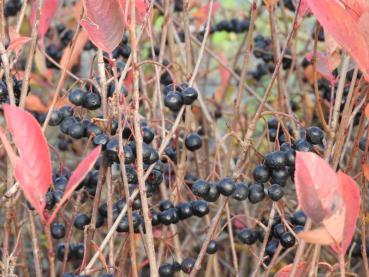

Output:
xmin=120 ymin=0 xmax=151 ymax=25
xmin=294 ymin=151 xmax=339 ymax=223
xmin=330 ymin=172 xmax=360 ymax=254
xmin=275 ymin=262 xmax=308 ymax=277
xmin=295 ymin=152 xmax=360 ymax=254
xmin=31 ymin=0 xmax=59 ymax=38
xmin=363 ymin=164 xmax=369 ymax=180
xmin=47 ymin=146 xmax=101 ymax=224
xmin=81 ymin=0 xmax=125 ymax=54
xmin=303 ymin=0 xmax=369 ymax=81
xmin=2 ymin=105 xmax=52 ymax=221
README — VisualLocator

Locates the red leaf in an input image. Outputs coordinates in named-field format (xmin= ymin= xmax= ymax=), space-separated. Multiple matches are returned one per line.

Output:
xmin=303 ymin=0 xmax=369 ymax=81
xmin=295 ymin=152 xmax=360 ymax=255
xmin=119 ymin=0 xmax=151 ymax=25
xmin=3 ymin=104 xmax=52 ymax=194
xmin=330 ymin=172 xmax=360 ymax=254
xmin=31 ymin=0 xmax=59 ymax=38
xmin=2 ymin=105 xmax=52 ymax=221
xmin=81 ymin=0 xmax=125 ymax=53
xmin=15 ymin=159 xmax=47 ymax=221
xmin=193 ymin=1 xmax=221 ymax=26
xmin=294 ymin=152 xmax=339 ymax=223
xmin=47 ymin=146 xmax=101 ymax=224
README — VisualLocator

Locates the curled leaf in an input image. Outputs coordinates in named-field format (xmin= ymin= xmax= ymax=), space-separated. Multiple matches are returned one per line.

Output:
xmin=294 ymin=152 xmax=339 ymax=223
xmin=47 ymin=146 xmax=101 ymax=224
xmin=81 ymin=0 xmax=125 ymax=53
xmin=303 ymin=0 xmax=369 ymax=81
xmin=2 ymin=105 xmax=52 ymax=220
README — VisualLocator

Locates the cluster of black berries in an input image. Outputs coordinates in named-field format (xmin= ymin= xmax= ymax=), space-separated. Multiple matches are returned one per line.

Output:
xmin=236 ymin=211 xmax=306 ymax=263
xmin=163 ymin=83 xmax=198 ymax=112
xmin=250 ymin=35 xmax=292 ymax=80
xmin=4 ymin=0 xmax=22 ymax=17
xmin=0 ymin=76 xmax=29 ymax=105
xmin=191 ymin=178 xmax=248 ymax=202
xmin=112 ymin=35 xmax=131 ymax=60
xmin=151 ymin=199 xmax=209 ymax=227
xmin=45 ymin=25 xmax=76 ymax=69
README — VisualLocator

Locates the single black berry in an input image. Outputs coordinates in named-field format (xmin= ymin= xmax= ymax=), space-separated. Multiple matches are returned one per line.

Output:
xmin=217 ymin=178 xmax=236 ymax=196
xmin=265 ymin=151 xmax=287 ymax=169
xmin=192 ymin=179 xmax=210 ymax=198
xmin=51 ymin=222 xmax=66 ymax=239
xmin=82 ymin=92 xmax=101 ymax=110
xmin=181 ymin=257 xmax=196 ymax=274
xmin=253 ymin=165 xmax=270 ymax=183
xmin=185 ymin=133 xmax=202 ymax=152
xmin=181 ymin=87 xmax=198 ymax=105
xmin=248 ymin=183 xmax=265 ymax=204
xmin=49 ymin=110 xmax=63 ymax=126
xmin=238 ymin=228 xmax=258 ymax=245
xmin=69 ymin=88 xmax=86 ymax=106
xmin=176 ymin=202 xmax=193 ymax=220
xmin=203 ymin=182 xmax=220 ymax=202
xmin=232 ymin=183 xmax=249 ymax=201
xmin=74 ymin=213 xmax=91 ymax=230
xmin=190 ymin=200 xmax=209 ymax=217
xmin=280 ymin=232 xmax=296 ymax=248
xmin=159 ymin=200 xmax=174 ymax=211
xmin=306 ymin=126 xmax=324 ymax=145
xmin=159 ymin=263 xmax=174 ymax=277
xmin=267 ymin=184 xmax=284 ymax=201
xmin=164 ymin=92 xmax=183 ymax=112
xmin=206 ymin=240 xmax=218 ymax=254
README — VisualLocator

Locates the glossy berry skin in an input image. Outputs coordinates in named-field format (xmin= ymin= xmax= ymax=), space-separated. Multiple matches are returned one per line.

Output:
xmin=252 ymin=165 xmax=270 ymax=183
xmin=267 ymin=118 xmax=278 ymax=129
xmin=51 ymin=223 xmax=66 ymax=239
xmin=192 ymin=179 xmax=210 ymax=198
xmin=164 ymin=92 xmax=183 ymax=112
xmin=273 ymin=223 xmax=285 ymax=239
xmin=59 ymin=106 xmax=74 ymax=118
xmin=217 ymin=178 xmax=236 ymax=196
xmin=74 ymin=213 xmax=91 ymax=230
xmin=49 ymin=110 xmax=63 ymax=126
xmin=159 ymin=200 xmax=174 ymax=211
xmin=60 ymin=116 xmax=78 ymax=134
xmin=69 ymin=88 xmax=86 ymax=106
xmin=185 ymin=133 xmax=202 ymax=151
xmin=151 ymin=210 xmax=160 ymax=226
xmin=73 ymin=242 xmax=85 ymax=260
xmin=266 ymin=238 xmax=279 ymax=256
xmin=105 ymin=138 xmax=119 ymax=162
xmin=181 ymin=257 xmax=196 ymax=274
xmin=294 ymin=139 xmax=313 ymax=152
xmin=232 ymin=183 xmax=249 ymax=201
xmin=203 ymin=183 xmax=220 ymax=202
xmin=68 ymin=122 xmax=85 ymax=139
xmin=280 ymin=232 xmax=296 ymax=248
xmin=265 ymin=151 xmax=287 ymax=169
xmin=82 ymin=92 xmax=101 ymax=110
xmin=159 ymin=208 xmax=178 ymax=225
xmin=294 ymin=225 xmax=304 ymax=233
xmin=306 ymin=126 xmax=324 ymax=145
xmin=248 ymin=183 xmax=265 ymax=204
xmin=176 ymin=202 xmax=193 ymax=220
xmin=267 ymin=184 xmax=284 ymax=201
xmin=206 ymin=240 xmax=218 ymax=254
xmin=291 ymin=210 xmax=307 ymax=226
xmin=190 ymin=200 xmax=209 ymax=217
xmin=93 ymin=134 xmax=110 ymax=149
xmin=159 ymin=263 xmax=174 ymax=277
xmin=238 ymin=228 xmax=258 ymax=245
xmin=181 ymin=87 xmax=198 ymax=105
xmin=271 ymin=168 xmax=290 ymax=185
xmin=142 ymin=126 xmax=155 ymax=144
